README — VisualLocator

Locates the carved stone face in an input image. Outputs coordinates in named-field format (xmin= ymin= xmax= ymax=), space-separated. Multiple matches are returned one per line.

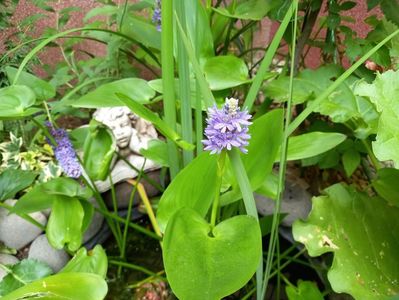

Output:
xmin=108 ymin=114 xmax=133 ymax=148
xmin=93 ymin=107 xmax=133 ymax=149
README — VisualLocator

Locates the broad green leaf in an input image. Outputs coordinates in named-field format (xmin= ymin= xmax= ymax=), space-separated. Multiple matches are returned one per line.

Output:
xmin=13 ymin=177 xmax=92 ymax=214
xmin=203 ymin=56 xmax=250 ymax=90
xmin=5 ymin=66 xmax=55 ymax=101
xmin=163 ymin=208 xmax=262 ymax=300
xmin=220 ymin=109 xmax=283 ymax=206
xmin=275 ymin=132 xmax=347 ymax=162
xmin=355 ymin=70 xmax=399 ymax=167
xmin=72 ymin=78 xmax=155 ymax=108
xmin=0 ymin=169 xmax=36 ymax=201
xmin=264 ymin=76 xmax=314 ymax=104
xmin=293 ymin=184 xmax=399 ymax=300
xmin=0 ymin=259 xmax=53 ymax=296
xmin=342 ymin=148 xmax=361 ymax=177
xmin=140 ymin=139 xmax=169 ymax=167
xmin=212 ymin=0 xmax=275 ymax=20
xmin=244 ymin=109 xmax=283 ymax=188
xmin=83 ymin=120 xmax=116 ymax=181
xmin=60 ymin=245 xmax=107 ymax=278
xmin=157 ymin=152 xmax=218 ymax=233
xmin=1 ymin=272 xmax=107 ymax=300
xmin=46 ymin=197 xmax=84 ymax=251
xmin=0 ymin=85 xmax=40 ymax=120
xmin=116 ymin=93 xmax=194 ymax=150
xmin=121 ymin=14 xmax=161 ymax=49
xmin=84 ymin=5 xmax=118 ymax=22
xmin=181 ymin=0 xmax=214 ymax=58
xmin=372 ymin=168 xmax=399 ymax=207
xmin=286 ymin=280 xmax=324 ymax=300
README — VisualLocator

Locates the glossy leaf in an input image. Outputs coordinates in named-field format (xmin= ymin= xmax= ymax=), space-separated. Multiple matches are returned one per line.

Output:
xmin=203 ymin=56 xmax=250 ymax=90
xmin=140 ymin=139 xmax=169 ymax=167
xmin=220 ymin=110 xmax=283 ymax=206
xmin=342 ymin=148 xmax=361 ymax=177
xmin=0 ymin=85 xmax=40 ymax=120
xmin=276 ymin=132 xmax=347 ymax=162
xmin=60 ymin=245 xmax=107 ymax=278
xmin=286 ymin=280 xmax=324 ymax=300
xmin=355 ymin=70 xmax=399 ymax=167
xmin=121 ymin=14 xmax=161 ymax=49
xmin=5 ymin=66 xmax=55 ymax=101
xmin=372 ymin=168 xmax=399 ymax=207
xmin=212 ymin=0 xmax=275 ymax=20
xmin=72 ymin=78 xmax=155 ymax=108
xmin=157 ymin=152 xmax=218 ymax=233
xmin=1 ymin=272 xmax=107 ymax=300
xmin=293 ymin=184 xmax=399 ymax=299
xmin=163 ymin=208 xmax=262 ymax=300
xmin=13 ymin=177 xmax=92 ymax=214
xmin=47 ymin=197 xmax=84 ymax=251
xmin=0 ymin=259 xmax=53 ymax=296
xmin=0 ymin=169 xmax=36 ymax=201
xmin=83 ymin=120 xmax=116 ymax=181
xmin=116 ymin=93 xmax=194 ymax=150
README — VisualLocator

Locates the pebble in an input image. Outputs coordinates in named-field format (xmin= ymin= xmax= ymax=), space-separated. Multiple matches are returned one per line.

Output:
xmin=255 ymin=178 xmax=312 ymax=226
xmin=0 ymin=199 xmax=47 ymax=250
xmin=0 ymin=254 xmax=19 ymax=280
xmin=82 ymin=197 xmax=104 ymax=243
xmin=28 ymin=234 xmax=69 ymax=272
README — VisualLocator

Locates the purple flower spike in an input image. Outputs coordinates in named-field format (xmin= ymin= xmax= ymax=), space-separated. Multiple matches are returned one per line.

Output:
xmin=203 ymin=97 xmax=252 ymax=154
xmin=152 ymin=0 xmax=161 ymax=32
xmin=45 ymin=122 xmax=82 ymax=178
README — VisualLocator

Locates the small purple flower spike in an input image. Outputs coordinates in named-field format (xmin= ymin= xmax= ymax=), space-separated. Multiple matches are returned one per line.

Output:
xmin=152 ymin=0 xmax=161 ymax=32
xmin=45 ymin=122 xmax=82 ymax=178
xmin=203 ymin=97 xmax=252 ymax=154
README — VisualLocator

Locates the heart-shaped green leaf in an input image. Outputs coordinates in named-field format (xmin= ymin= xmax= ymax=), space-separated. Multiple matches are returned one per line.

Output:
xmin=83 ymin=120 xmax=116 ymax=181
xmin=60 ymin=245 xmax=107 ymax=278
xmin=13 ymin=178 xmax=92 ymax=214
xmin=157 ymin=152 xmax=218 ymax=233
xmin=0 ymin=85 xmax=40 ymax=120
xmin=163 ymin=208 xmax=262 ymax=300
xmin=72 ymin=78 xmax=155 ymax=108
xmin=47 ymin=197 xmax=84 ymax=251
xmin=1 ymin=272 xmax=107 ymax=300
xmin=6 ymin=66 xmax=56 ymax=101
xmin=293 ymin=184 xmax=399 ymax=299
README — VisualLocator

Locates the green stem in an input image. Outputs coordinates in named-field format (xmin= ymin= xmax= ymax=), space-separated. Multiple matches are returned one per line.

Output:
xmin=162 ymin=0 xmax=180 ymax=179
xmin=210 ymin=151 xmax=227 ymax=229
xmin=228 ymin=148 xmax=261 ymax=299
xmin=0 ymin=203 xmax=45 ymax=231
xmin=361 ymin=139 xmax=382 ymax=170
xmin=262 ymin=3 xmax=298 ymax=298
xmin=288 ymin=28 xmax=399 ymax=135
xmin=0 ymin=264 xmax=26 ymax=284
xmin=243 ymin=0 xmax=297 ymax=111
xmin=176 ymin=0 xmax=194 ymax=166
xmin=109 ymin=260 xmax=161 ymax=277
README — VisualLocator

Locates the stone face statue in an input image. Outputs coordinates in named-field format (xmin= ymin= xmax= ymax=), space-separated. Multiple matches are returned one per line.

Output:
xmin=91 ymin=107 xmax=159 ymax=192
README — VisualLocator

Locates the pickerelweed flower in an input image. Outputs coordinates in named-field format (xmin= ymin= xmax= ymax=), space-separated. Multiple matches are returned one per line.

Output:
xmin=152 ymin=0 xmax=161 ymax=32
xmin=203 ymin=97 xmax=252 ymax=154
xmin=45 ymin=122 xmax=82 ymax=178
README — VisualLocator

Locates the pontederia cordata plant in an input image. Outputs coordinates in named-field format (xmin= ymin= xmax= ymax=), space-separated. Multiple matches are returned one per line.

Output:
xmin=1 ymin=0 xmax=399 ymax=299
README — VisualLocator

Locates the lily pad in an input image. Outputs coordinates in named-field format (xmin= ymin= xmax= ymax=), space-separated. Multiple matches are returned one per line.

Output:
xmin=293 ymin=184 xmax=399 ymax=300
xmin=163 ymin=208 xmax=262 ymax=300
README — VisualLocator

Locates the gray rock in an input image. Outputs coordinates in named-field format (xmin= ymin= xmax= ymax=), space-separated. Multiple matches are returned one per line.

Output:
xmin=103 ymin=170 xmax=165 ymax=209
xmin=0 ymin=199 xmax=47 ymax=250
xmin=0 ymin=254 xmax=19 ymax=280
xmin=83 ymin=197 xmax=104 ymax=243
xmin=28 ymin=234 xmax=69 ymax=272
xmin=255 ymin=178 xmax=312 ymax=226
